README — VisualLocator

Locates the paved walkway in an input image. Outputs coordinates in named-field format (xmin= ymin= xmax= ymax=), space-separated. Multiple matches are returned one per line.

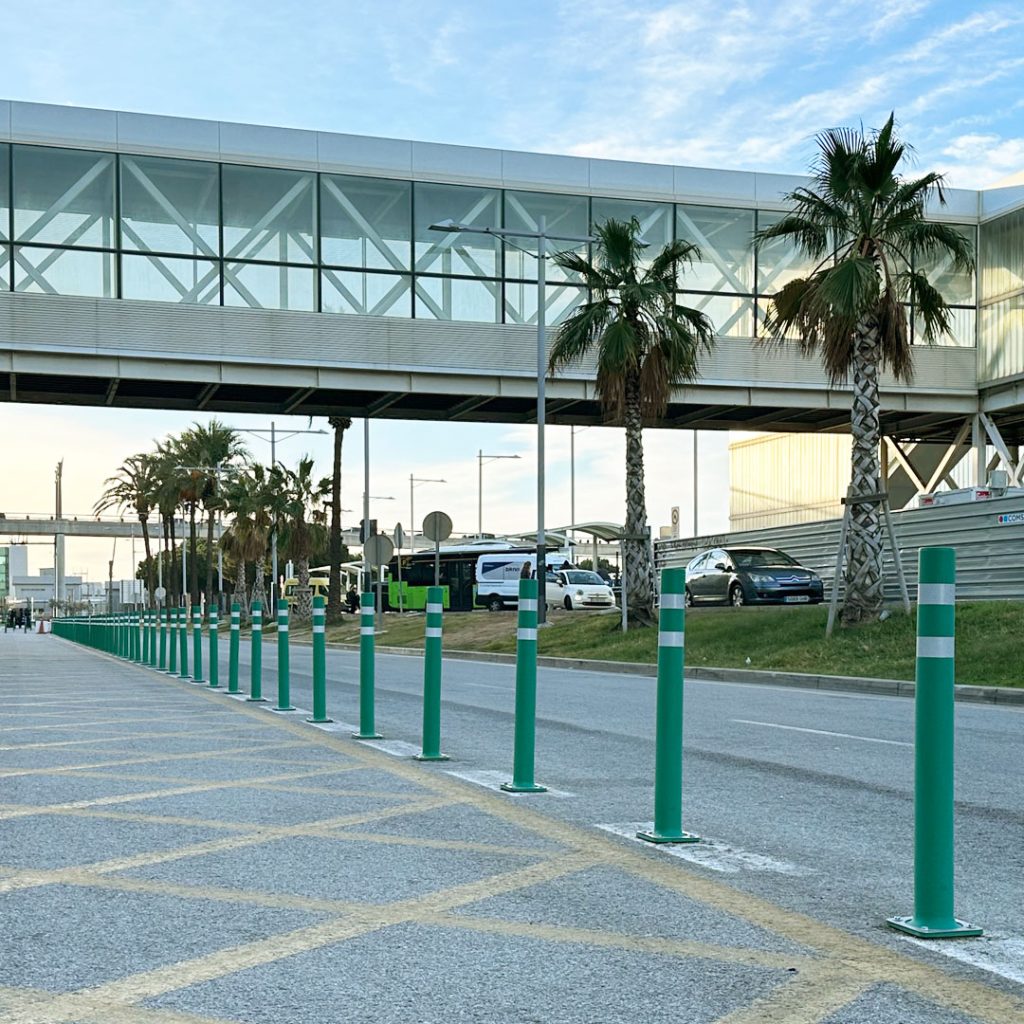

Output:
xmin=1 ymin=632 xmax=1021 ymax=1024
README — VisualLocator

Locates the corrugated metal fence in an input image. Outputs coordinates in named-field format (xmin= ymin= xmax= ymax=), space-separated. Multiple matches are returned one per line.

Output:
xmin=655 ymin=495 xmax=1024 ymax=602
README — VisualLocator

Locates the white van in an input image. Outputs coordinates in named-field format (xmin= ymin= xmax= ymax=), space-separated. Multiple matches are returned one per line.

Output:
xmin=475 ymin=552 xmax=568 ymax=611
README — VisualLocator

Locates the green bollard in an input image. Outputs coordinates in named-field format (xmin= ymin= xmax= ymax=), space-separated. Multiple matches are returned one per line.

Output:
xmin=133 ymin=612 xmax=142 ymax=663
xmin=417 ymin=585 xmax=449 ymax=761
xmin=148 ymin=610 xmax=158 ymax=668
xmin=501 ymin=578 xmax=546 ymax=792
xmin=228 ymin=603 xmax=240 ymax=694
xmin=158 ymin=608 xmax=167 ymax=670
xmin=888 ymin=547 xmax=981 ymax=938
xmin=142 ymin=610 xmax=151 ymax=665
xmin=178 ymin=605 xmax=189 ymax=679
xmin=353 ymin=592 xmax=383 ymax=738
xmin=638 ymin=567 xmax=699 ymax=843
xmin=208 ymin=606 xmax=220 ymax=688
xmin=274 ymin=599 xmax=295 ymax=710
xmin=307 ymin=596 xmax=332 ymax=723
xmin=192 ymin=606 xmax=204 ymax=683
xmin=248 ymin=600 xmax=266 ymax=702
xmin=168 ymin=607 xmax=178 ymax=675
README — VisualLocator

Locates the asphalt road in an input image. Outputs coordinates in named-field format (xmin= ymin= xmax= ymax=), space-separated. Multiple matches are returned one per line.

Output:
xmin=218 ymin=634 xmax=1024 ymax=958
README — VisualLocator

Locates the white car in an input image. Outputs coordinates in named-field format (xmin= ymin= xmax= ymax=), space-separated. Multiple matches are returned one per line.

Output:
xmin=548 ymin=569 xmax=616 ymax=610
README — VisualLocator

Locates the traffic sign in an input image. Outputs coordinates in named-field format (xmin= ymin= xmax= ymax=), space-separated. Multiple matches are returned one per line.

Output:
xmin=422 ymin=511 xmax=452 ymax=543
xmin=154 ymin=586 xmax=167 ymax=602
xmin=364 ymin=534 xmax=395 ymax=566
xmin=394 ymin=523 xmax=405 ymax=549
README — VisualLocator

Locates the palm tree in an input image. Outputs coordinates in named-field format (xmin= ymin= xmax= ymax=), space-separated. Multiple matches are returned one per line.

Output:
xmin=548 ymin=218 xmax=716 ymax=624
xmin=277 ymin=456 xmax=329 ymax=622
xmin=94 ymin=453 xmax=160 ymax=606
xmin=221 ymin=465 xmax=275 ymax=617
xmin=326 ymin=416 xmax=353 ymax=622
xmin=153 ymin=443 xmax=186 ymax=605
xmin=755 ymin=114 xmax=974 ymax=625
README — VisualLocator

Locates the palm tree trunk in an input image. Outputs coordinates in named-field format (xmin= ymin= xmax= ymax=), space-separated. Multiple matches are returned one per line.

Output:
xmin=841 ymin=318 xmax=885 ymax=625
xmin=623 ymin=373 xmax=655 ymax=625
xmin=140 ymin=517 xmax=155 ymax=609
xmin=232 ymin=559 xmax=248 ymax=617
xmin=251 ymin=558 xmax=267 ymax=609
xmin=327 ymin=418 xmax=349 ymax=623
xmin=188 ymin=503 xmax=198 ymax=607
xmin=205 ymin=509 xmax=216 ymax=612
xmin=294 ymin=556 xmax=313 ymax=622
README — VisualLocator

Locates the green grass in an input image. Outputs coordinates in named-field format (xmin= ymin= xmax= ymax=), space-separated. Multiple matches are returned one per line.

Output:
xmin=309 ymin=601 xmax=1024 ymax=688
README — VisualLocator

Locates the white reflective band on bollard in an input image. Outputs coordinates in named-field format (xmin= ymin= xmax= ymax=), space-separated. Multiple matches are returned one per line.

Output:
xmin=517 ymin=628 xmax=538 ymax=641
xmin=426 ymin=603 xmax=443 ymax=614
xmin=658 ymin=630 xmax=686 ymax=648
xmin=917 ymin=583 xmax=955 ymax=606
xmin=231 ymin=624 xmax=240 ymax=631
xmin=252 ymin=624 xmax=262 ymax=632
xmin=425 ymin=627 xmax=443 ymax=638
xmin=917 ymin=636 xmax=955 ymax=659
xmin=519 ymin=599 xmax=537 ymax=612
xmin=660 ymin=593 xmax=687 ymax=609
xmin=312 ymin=625 xmax=325 ymax=634
xmin=360 ymin=626 xmax=375 ymax=635
xmin=278 ymin=625 xmax=289 ymax=633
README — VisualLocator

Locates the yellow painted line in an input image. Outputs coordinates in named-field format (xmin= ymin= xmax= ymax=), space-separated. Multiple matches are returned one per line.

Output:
xmin=0 ymin=795 xmax=462 ymax=896
xmin=424 ymin=911 xmax=812 ymax=971
xmin=0 ymin=740 xmax=316 ymax=779
xmin=711 ymin=969 xmax=869 ymax=1024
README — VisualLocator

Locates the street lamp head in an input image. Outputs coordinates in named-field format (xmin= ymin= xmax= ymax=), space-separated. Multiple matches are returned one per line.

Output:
xmin=428 ymin=219 xmax=460 ymax=232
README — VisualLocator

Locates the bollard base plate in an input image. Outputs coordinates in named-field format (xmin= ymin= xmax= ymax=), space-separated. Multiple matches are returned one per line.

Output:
xmin=500 ymin=782 xmax=547 ymax=793
xmin=352 ymin=732 xmax=384 ymax=739
xmin=636 ymin=830 xmax=701 ymax=845
xmin=415 ymin=753 xmax=450 ymax=762
xmin=246 ymin=696 xmax=268 ymax=703
xmin=208 ymin=684 xmax=222 ymax=689
xmin=886 ymin=916 xmax=983 ymax=939
xmin=307 ymin=716 xmax=334 ymax=724
xmin=272 ymin=705 xmax=297 ymax=712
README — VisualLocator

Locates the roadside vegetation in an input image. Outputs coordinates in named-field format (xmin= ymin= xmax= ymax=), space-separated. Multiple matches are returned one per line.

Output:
xmin=274 ymin=603 xmax=1023 ymax=688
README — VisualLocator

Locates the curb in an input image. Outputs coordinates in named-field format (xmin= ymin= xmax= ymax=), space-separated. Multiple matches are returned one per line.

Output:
xmin=319 ymin=640 xmax=1024 ymax=706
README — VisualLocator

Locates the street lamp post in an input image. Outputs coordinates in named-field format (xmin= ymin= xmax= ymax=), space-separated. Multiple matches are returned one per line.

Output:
xmin=410 ymin=475 xmax=447 ymax=553
xmin=477 ymin=451 xmax=520 ymax=538
xmin=429 ymin=217 xmax=593 ymax=624
xmin=229 ymin=421 xmax=328 ymax=607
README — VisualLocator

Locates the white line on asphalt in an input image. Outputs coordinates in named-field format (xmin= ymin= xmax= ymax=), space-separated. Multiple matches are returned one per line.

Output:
xmin=731 ymin=719 xmax=911 ymax=747
xmin=445 ymin=768 xmax=574 ymax=798
xmin=901 ymin=934 xmax=1024 ymax=985
xmin=359 ymin=739 xmax=423 ymax=758
xmin=595 ymin=823 xmax=813 ymax=876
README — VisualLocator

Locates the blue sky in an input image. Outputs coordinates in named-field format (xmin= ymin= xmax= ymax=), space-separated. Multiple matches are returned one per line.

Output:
xmin=2 ymin=0 xmax=1022 ymax=580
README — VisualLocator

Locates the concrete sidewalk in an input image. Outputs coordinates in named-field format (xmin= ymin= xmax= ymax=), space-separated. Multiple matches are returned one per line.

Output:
xmin=1 ymin=632 xmax=1020 ymax=1024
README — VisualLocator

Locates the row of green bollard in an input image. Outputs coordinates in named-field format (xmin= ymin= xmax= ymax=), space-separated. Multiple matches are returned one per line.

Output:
xmin=50 ymin=547 xmax=976 ymax=940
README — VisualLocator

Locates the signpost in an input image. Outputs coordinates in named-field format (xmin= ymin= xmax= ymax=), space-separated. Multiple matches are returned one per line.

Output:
xmin=394 ymin=524 xmax=405 ymax=613
xmin=422 ymin=511 xmax=453 ymax=588
xmin=364 ymin=533 xmax=395 ymax=616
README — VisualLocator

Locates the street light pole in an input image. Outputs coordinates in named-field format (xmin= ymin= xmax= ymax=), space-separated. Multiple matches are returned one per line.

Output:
xmin=477 ymin=451 xmax=520 ymax=538
xmin=429 ymin=216 xmax=593 ymax=626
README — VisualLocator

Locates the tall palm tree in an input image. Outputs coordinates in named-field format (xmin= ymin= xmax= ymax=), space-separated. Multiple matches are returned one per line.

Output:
xmin=94 ymin=453 xmax=160 ymax=606
xmin=755 ymin=114 xmax=974 ymax=625
xmin=221 ymin=465 xmax=275 ymax=617
xmin=326 ymin=416 xmax=353 ymax=622
xmin=152 ymin=443 xmax=186 ymax=605
xmin=549 ymin=218 xmax=716 ymax=624
xmin=277 ymin=456 xmax=329 ymax=622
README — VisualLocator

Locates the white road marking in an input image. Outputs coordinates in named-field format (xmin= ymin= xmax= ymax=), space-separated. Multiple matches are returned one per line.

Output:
xmin=359 ymin=739 xmax=423 ymax=758
xmin=901 ymin=933 xmax=1024 ymax=985
xmin=731 ymin=719 xmax=911 ymax=747
xmin=596 ymin=822 xmax=812 ymax=876
xmin=445 ymin=768 xmax=574 ymax=798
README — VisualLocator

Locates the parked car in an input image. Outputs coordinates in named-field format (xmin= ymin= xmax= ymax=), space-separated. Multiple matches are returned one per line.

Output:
xmin=684 ymin=547 xmax=824 ymax=607
xmin=547 ymin=569 xmax=616 ymax=610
